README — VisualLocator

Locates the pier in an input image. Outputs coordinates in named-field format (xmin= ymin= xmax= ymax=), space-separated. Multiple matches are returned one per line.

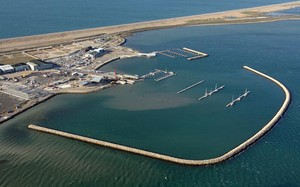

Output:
xmin=198 ymin=89 xmax=209 ymax=100
xmin=140 ymin=69 xmax=161 ymax=79
xmin=167 ymin=49 xmax=188 ymax=57
xmin=177 ymin=80 xmax=204 ymax=94
xmin=187 ymin=56 xmax=204 ymax=61
xmin=226 ymin=89 xmax=250 ymax=107
xmin=157 ymin=51 xmax=175 ymax=58
xmin=183 ymin=47 xmax=208 ymax=60
xmin=198 ymin=84 xmax=225 ymax=100
xmin=157 ymin=48 xmax=209 ymax=61
xmin=154 ymin=71 xmax=176 ymax=82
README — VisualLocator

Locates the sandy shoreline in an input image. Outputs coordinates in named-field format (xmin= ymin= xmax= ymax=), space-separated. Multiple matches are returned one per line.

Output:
xmin=0 ymin=1 xmax=299 ymax=53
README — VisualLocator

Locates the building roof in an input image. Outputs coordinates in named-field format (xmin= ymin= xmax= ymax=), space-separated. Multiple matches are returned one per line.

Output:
xmin=27 ymin=62 xmax=38 ymax=66
xmin=92 ymin=48 xmax=104 ymax=53
xmin=12 ymin=63 xmax=28 ymax=67
xmin=0 ymin=65 xmax=14 ymax=71
xmin=79 ymin=81 xmax=89 ymax=86
xmin=91 ymin=76 xmax=103 ymax=83
xmin=30 ymin=59 xmax=53 ymax=66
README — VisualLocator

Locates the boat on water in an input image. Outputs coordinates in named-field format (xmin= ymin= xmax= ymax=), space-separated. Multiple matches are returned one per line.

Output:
xmin=242 ymin=88 xmax=250 ymax=97
xmin=226 ymin=95 xmax=235 ymax=107
xmin=198 ymin=89 xmax=208 ymax=100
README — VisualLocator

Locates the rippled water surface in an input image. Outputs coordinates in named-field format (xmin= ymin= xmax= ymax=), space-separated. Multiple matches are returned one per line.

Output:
xmin=0 ymin=0 xmax=294 ymax=38
xmin=0 ymin=20 xmax=300 ymax=186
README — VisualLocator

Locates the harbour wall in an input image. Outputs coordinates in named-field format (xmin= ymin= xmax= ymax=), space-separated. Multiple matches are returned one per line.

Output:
xmin=28 ymin=66 xmax=291 ymax=166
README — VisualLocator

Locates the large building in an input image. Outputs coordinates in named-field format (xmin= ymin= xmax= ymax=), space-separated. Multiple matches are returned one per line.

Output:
xmin=85 ymin=48 xmax=105 ymax=59
xmin=26 ymin=62 xmax=38 ymax=71
xmin=12 ymin=63 xmax=30 ymax=72
xmin=0 ymin=65 xmax=15 ymax=74
xmin=27 ymin=60 xmax=55 ymax=71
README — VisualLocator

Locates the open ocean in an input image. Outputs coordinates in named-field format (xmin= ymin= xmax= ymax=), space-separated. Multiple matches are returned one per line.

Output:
xmin=0 ymin=0 xmax=300 ymax=186
xmin=0 ymin=0 xmax=295 ymax=39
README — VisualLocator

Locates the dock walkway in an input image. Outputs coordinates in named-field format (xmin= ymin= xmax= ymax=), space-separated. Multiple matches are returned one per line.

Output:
xmin=177 ymin=80 xmax=204 ymax=94
xmin=154 ymin=72 xmax=176 ymax=81
xmin=198 ymin=84 xmax=225 ymax=100
xmin=226 ymin=89 xmax=250 ymax=107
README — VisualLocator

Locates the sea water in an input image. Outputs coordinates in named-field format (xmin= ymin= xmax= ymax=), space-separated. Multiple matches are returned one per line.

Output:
xmin=0 ymin=0 xmax=294 ymax=39
xmin=0 ymin=20 xmax=300 ymax=186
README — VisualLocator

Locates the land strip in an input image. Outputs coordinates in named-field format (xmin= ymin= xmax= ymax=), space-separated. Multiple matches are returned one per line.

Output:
xmin=1 ymin=1 xmax=300 ymax=54
xmin=28 ymin=66 xmax=291 ymax=166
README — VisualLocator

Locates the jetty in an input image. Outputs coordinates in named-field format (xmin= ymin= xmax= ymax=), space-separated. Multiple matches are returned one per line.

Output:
xmin=177 ymin=80 xmax=204 ymax=94
xmin=157 ymin=51 xmax=175 ymax=58
xmin=154 ymin=71 xmax=176 ymax=82
xmin=226 ymin=89 xmax=250 ymax=107
xmin=198 ymin=89 xmax=209 ymax=100
xmin=167 ymin=49 xmax=188 ymax=57
xmin=157 ymin=48 xmax=209 ymax=60
xmin=140 ymin=69 xmax=161 ymax=79
xmin=183 ymin=47 xmax=209 ymax=60
xmin=198 ymin=84 xmax=225 ymax=100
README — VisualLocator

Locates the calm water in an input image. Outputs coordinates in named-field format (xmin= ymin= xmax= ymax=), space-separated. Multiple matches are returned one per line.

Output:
xmin=0 ymin=0 xmax=294 ymax=39
xmin=0 ymin=20 xmax=300 ymax=186
xmin=1 ymin=0 xmax=300 ymax=186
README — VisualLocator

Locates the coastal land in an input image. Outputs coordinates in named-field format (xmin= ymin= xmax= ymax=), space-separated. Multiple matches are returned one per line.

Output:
xmin=1 ymin=2 xmax=298 ymax=121
xmin=0 ymin=1 xmax=300 ymax=53
xmin=0 ymin=1 xmax=297 ymax=164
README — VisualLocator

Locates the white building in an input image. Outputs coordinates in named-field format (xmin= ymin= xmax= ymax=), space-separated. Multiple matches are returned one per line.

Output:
xmin=84 ymin=47 xmax=105 ymax=60
xmin=26 ymin=62 xmax=38 ymax=70
xmin=0 ymin=65 xmax=15 ymax=74
xmin=26 ymin=60 xmax=54 ymax=71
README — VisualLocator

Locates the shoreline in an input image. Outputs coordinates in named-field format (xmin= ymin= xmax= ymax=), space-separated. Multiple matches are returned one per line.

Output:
xmin=28 ymin=66 xmax=291 ymax=166
xmin=0 ymin=1 xmax=299 ymax=54
xmin=0 ymin=84 xmax=114 ymax=124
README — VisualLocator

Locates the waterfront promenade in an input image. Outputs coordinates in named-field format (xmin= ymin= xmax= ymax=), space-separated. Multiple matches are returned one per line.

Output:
xmin=28 ymin=65 xmax=291 ymax=166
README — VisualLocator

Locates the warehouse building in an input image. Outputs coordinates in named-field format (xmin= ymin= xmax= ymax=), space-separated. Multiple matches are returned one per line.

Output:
xmin=12 ymin=63 xmax=30 ymax=72
xmin=27 ymin=60 xmax=55 ymax=71
xmin=26 ymin=62 xmax=38 ymax=71
xmin=0 ymin=65 xmax=15 ymax=74
xmin=85 ymin=48 xmax=105 ymax=59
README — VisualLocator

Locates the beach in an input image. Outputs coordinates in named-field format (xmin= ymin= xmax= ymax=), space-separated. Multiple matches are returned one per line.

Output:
xmin=0 ymin=1 xmax=299 ymax=53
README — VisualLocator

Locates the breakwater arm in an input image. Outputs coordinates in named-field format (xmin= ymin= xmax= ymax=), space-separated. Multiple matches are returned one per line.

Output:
xmin=28 ymin=66 xmax=291 ymax=166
